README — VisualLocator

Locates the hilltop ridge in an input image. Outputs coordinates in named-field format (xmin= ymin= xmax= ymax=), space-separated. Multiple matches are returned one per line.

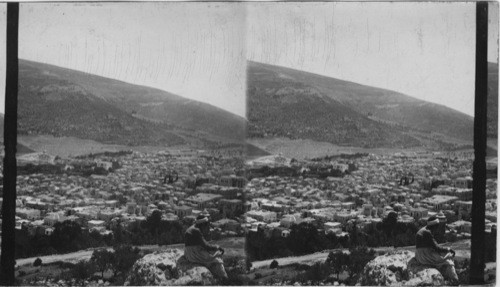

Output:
xmin=248 ymin=61 xmax=475 ymax=150
xmin=18 ymin=59 xmax=246 ymax=148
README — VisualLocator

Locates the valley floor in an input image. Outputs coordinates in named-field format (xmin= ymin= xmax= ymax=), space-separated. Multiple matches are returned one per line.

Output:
xmin=18 ymin=135 xmax=190 ymax=157
xmin=248 ymin=137 xmax=442 ymax=160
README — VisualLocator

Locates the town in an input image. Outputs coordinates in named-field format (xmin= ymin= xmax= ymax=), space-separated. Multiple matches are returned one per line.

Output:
xmin=0 ymin=146 xmax=497 ymax=285
xmin=0 ymin=148 xmax=248 ymax=260
xmin=4 ymin=148 xmax=497 ymax=259
xmin=243 ymin=151 xmax=497 ymax=262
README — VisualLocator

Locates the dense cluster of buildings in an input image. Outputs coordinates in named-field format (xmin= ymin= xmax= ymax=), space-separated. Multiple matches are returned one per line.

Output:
xmin=0 ymin=148 xmax=496 ymax=254
xmin=243 ymin=153 xmax=497 ymax=242
xmin=0 ymin=149 xmax=248 ymax=242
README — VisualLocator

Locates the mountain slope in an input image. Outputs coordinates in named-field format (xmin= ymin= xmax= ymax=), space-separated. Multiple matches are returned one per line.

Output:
xmin=18 ymin=60 xmax=246 ymax=147
xmin=248 ymin=61 xmax=474 ymax=149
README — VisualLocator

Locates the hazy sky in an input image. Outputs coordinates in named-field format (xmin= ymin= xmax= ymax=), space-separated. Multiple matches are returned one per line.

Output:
xmin=0 ymin=2 xmax=496 ymax=117
xmin=18 ymin=2 xmax=247 ymax=117
xmin=248 ymin=2 xmax=498 ymax=117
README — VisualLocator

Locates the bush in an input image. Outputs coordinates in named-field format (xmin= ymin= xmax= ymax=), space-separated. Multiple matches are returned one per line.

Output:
xmin=299 ymin=262 xmax=332 ymax=284
xmin=113 ymin=245 xmax=141 ymax=276
xmin=91 ymin=249 xmax=114 ymax=278
xmin=60 ymin=262 xmax=75 ymax=269
xmin=246 ymin=258 xmax=252 ymax=271
xmin=455 ymin=259 xmax=470 ymax=285
xmin=71 ymin=261 xmax=95 ymax=286
xmin=270 ymin=260 xmax=279 ymax=269
xmin=224 ymin=257 xmax=249 ymax=275
xmin=33 ymin=258 xmax=42 ymax=267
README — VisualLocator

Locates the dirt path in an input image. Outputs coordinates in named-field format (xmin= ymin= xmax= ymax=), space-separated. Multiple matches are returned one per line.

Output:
xmin=251 ymin=240 xmax=473 ymax=270
xmin=15 ymin=245 xmax=162 ymax=267
xmin=15 ymin=237 xmax=245 ymax=267
xmin=251 ymin=251 xmax=332 ymax=269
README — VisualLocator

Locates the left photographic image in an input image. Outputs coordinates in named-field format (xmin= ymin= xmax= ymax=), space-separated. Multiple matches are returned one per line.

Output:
xmin=10 ymin=2 xmax=248 ymax=285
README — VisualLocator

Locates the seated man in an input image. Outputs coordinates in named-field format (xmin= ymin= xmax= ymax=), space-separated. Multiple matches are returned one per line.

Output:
xmin=415 ymin=215 xmax=458 ymax=284
xmin=184 ymin=214 xmax=228 ymax=282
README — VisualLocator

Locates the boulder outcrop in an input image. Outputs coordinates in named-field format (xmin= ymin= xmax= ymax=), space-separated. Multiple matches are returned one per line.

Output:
xmin=124 ymin=249 xmax=217 ymax=286
xmin=358 ymin=250 xmax=445 ymax=286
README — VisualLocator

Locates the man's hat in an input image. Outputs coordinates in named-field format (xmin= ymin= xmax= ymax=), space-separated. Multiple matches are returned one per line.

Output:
xmin=195 ymin=214 xmax=209 ymax=224
xmin=427 ymin=215 xmax=439 ymax=227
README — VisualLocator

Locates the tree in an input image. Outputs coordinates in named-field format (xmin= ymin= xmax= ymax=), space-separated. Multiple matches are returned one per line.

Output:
xmin=145 ymin=210 xmax=162 ymax=236
xmin=112 ymin=245 xmax=141 ymax=276
xmin=301 ymin=261 xmax=331 ymax=284
xmin=89 ymin=230 xmax=105 ymax=247
xmin=349 ymin=221 xmax=359 ymax=246
xmin=326 ymin=251 xmax=350 ymax=280
xmin=50 ymin=220 xmax=83 ymax=253
xmin=270 ymin=260 xmax=279 ymax=269
xmin=245 ymin=258 xmax=253 ymax=271
xmin=111 ymin=160 xmax=121 ymax=170
xmin=112 ymin=222 xmax=129 ymax=245
xmin=348 ymin=246 xmax=376 ymax=284
xmin=91 ymin=249 xmax=115 ymax=278
xmin=288 ymin=222 xmax=324 ymax=255
xmin=33 ymin=258 xmax=42 ymax=267
xmin=118 ymin=195 xmax=128 ymax=206
xmin=382 ymin=211 xmax=398 ymax=245
xmin=72 ymin=261 xmax=95 ymax=286
xmin=158 ymin=221 xmax=184 ymax=245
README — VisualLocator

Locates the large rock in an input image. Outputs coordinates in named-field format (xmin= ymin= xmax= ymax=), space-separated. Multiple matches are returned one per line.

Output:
xmin=358 ymin=250 xmax=445 ymax=286
xmin=124 ymin=249 xmax=217 ymax=286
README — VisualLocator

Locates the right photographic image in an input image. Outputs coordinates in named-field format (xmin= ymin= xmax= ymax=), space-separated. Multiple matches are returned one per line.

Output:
xmin=243 ymin=2 xmax=498 ymax=286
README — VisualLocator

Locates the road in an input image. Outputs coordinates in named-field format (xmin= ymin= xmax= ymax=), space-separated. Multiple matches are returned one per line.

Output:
xmin=251 ymin=246 xmax=396 ymax=270
xmin=15 ymin=245 xmax=165 ymax=267
xmin=251 ymin=240 xmax=473 ymax=270
xmin=15 ymin=237 xmax=245 ymax=267
xmin=251 ymin=251 xmax=333 ymax=269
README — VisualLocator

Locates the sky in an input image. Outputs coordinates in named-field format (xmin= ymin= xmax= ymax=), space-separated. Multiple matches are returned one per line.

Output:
xmin=0 ymin=2 xmax=496 ymax=117
xmin=248 ymin=2 xmax=499 ymax=117
xmin=17 ymin=2 xmax=247 ymax=117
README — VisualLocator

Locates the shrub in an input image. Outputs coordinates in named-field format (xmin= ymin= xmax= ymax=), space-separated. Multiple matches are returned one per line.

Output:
xmin=270 ymin=260 xmax=279 ymax=269
xmin=112 ymin=245 xmax=141 ymax=276
xmin=455 ymin=259 xmax=470 ymax=285
xmin=33 ymin=258 xmax=42 ymax=267
xmin=91 ymin=249 xmax=114 ymax=278
xmin=246 ymin=258 xmax=253 ymax=271
xmin=299 ymin=262 xmax=331 ymax=284
xmin=71 ymin=261 xmax=95 ymax=286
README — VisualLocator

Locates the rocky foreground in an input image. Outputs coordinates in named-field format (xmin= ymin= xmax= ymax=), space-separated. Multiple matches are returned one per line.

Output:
xmin=124 ymin=249 xmax=217 ymax=286
xmin=359 ymin=250 xmax=445 ymax=286
xmin=123 ymin=248 xmax=480 ymax=286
